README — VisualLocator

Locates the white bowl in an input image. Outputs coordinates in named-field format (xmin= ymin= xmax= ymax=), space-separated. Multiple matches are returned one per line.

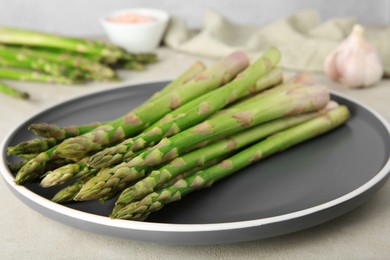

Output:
xmin=101 ymin=8 xmax=169 ymax=53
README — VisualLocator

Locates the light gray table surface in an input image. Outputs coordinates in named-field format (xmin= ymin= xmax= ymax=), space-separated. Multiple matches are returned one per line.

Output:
xmin=1 ymin=48 xmax=389 ymax=259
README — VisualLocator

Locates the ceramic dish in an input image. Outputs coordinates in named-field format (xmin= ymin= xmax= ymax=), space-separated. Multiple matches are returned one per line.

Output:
xmin=1 ymin=81 xmax=389 ymax=244
xmin=101 ymin=8 xmax=169 ymax=53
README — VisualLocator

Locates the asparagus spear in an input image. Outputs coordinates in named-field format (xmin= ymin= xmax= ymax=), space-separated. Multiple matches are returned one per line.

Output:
xmin=14 ymin=146 xmax=70 ymax=184
xmin=148 ymin=61 xmax=206 ymax=102
xmin=75 ymin=85 xmax=329 ymax=201
xmin=0 ymin=81 xmax=29 ymax=99
xmin=40 ymin=157 xmax=96 ymax=188
xmin=112 ymin=103 xmax=337 ymax=213
xmin=28 ymin=122 xmax=105 ymax=140
xmin=7 ymin=122 xmax=105 ymax=156
xmin=51 ymin=173 xmax=96 ymax=203
xmin=0 ymin=67 xmax=75 ymax=84
xmin=0 ymin=46 xmax=65 ymax=76
xmin=55 ymin=51 xmax=249 ymax=161
xmin=122 ymin=52 xmax=159 ymax=64
xmin=113 ymin=105 xmax=350 ymax=220
xmin=7 ymin=137 xmax=58 ymax=155
xmin=75 ymin=164 xmax=155 ymax=201
xmin=122 ymin=61 xmax=146 ymax=71
xmin=0 ymin=26 xmax=123 ymax=60
xmin=212 ymin=72 xmax=315 ymax=118
xmin=88 ymin=51 xmax=282 ymax=169
xmin=23 ymin=47 xmax=117 ymax=80
xmin=51 ymin=180 xmax=87 ymax=203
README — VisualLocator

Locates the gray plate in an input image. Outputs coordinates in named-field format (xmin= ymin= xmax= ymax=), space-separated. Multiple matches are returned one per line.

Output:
xmin=1 ymin=81 xmax=390 ymax=244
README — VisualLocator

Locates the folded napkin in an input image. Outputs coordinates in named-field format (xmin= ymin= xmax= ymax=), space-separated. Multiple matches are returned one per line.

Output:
xmin=164 ymin=9 xmax=390 ymax=76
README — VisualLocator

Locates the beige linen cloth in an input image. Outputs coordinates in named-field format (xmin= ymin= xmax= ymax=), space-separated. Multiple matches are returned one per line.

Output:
xmin=164 ymin=9 xmax=390 ymax=76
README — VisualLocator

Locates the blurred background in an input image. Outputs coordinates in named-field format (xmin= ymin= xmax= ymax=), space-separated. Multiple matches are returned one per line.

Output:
xmin=0 ymin=0 xmax=389 ymax=36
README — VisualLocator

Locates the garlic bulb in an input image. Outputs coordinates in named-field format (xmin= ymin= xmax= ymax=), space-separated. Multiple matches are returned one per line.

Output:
xmin=324 ymin=24 xmax=383 ymax=88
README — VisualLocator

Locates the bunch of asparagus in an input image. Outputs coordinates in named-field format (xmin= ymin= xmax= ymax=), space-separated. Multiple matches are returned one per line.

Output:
xmin=6 ymin=48 xmax=351 ymax=221
xmin=0 ymin=26 xmax=158 ymax=99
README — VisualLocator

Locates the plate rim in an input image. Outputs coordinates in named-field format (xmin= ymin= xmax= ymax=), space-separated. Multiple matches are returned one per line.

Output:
xmin=1 ymin=81 xmax=390 ymax=233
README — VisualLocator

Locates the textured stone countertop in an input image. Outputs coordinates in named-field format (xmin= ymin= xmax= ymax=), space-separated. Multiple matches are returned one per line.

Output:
xmin=1 ymin=48 xmax=389 ymax=259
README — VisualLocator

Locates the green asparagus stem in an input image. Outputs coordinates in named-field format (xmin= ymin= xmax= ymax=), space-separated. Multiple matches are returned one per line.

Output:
xmin=14 ymin=146 xmax=69 ymax=184
xmin=88 ymin=51 xmax=282 ymax=169
xmin=55 ymin=51 xmax=249 ymax=161
xmin=0 ymin=67 xmax=75 ymax=84
xmin=148 ymin=61 xmax=206 ymax=102
xmin=40 ymin=157 xmax=97 ymax=188
xmin=24 ymin=47 xmax=117 ymax=80
xmin=0 ymin=26 xmax=123 ymax=60
xmin=122 ymin=61 xmax=145 ymax=71
xmin=7 ymin=138 xmax=59 ymax=155
xmin=51 ymin=173 xmax=95 ymax=203
xmin=7 ymin=122 xmax=108 ymax=160
xmin=122 ymin=52 xmax=158 ymax=64
xmin=213 ymin=72 xmax=315 ymax=118
xmin=112 ymin=103 xmax=337 ymax=213
xmin=76 ymin=85 xmax=329 ymax=201
xmin=0 ymin=44 xmax=76 ymax=77
xmin=0 ymin=81 xmax=29 ymax=99
xmin=113 ymin=105 xmax=350 ymax=220
xmin=51 ymin=181 xmax=85 ymax=203
xmin=74 ymin=164 xmax=155 ymax=201
xmin=0 ymin=53 xmax=61 ymax=77
xmin=28 ymin=122 xmax=105 ymax=140
xmin=16 ymin=153 xmax=39 ymax=160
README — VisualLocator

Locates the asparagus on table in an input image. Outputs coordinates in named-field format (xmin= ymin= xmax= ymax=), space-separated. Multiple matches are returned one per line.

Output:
xmin=21 ymin=47 xmax=117 ymax=80
xmin=75 ymin=85 xmax=330 ymax=201
xmin=122 ymin=52 xmax=159 ymax=64
xmin=0 ymin=81 xmax=29 ymax=99
xmin=0 ymin=45 xmax=65 ymax=76
xmin=0 ymin=67 xmax=75 ymax=84
xmin=88 ymin=49 xmax=283 ymax=169
xmin=0 ymin=26 xmax=123 ymax=60
xmin=113 ymin=105 xmax=350 ymax=220
xmin=112 ymin=102 xmax=338 ymax=214
xmin=55 ymin=51 xmax=249 ymax=161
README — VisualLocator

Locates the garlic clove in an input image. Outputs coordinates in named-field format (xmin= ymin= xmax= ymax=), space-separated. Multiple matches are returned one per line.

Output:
xmin=324 ymin=49 xmax=341 ymax=81
xmin=324 ymin=24 xmax=384 ymax=88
